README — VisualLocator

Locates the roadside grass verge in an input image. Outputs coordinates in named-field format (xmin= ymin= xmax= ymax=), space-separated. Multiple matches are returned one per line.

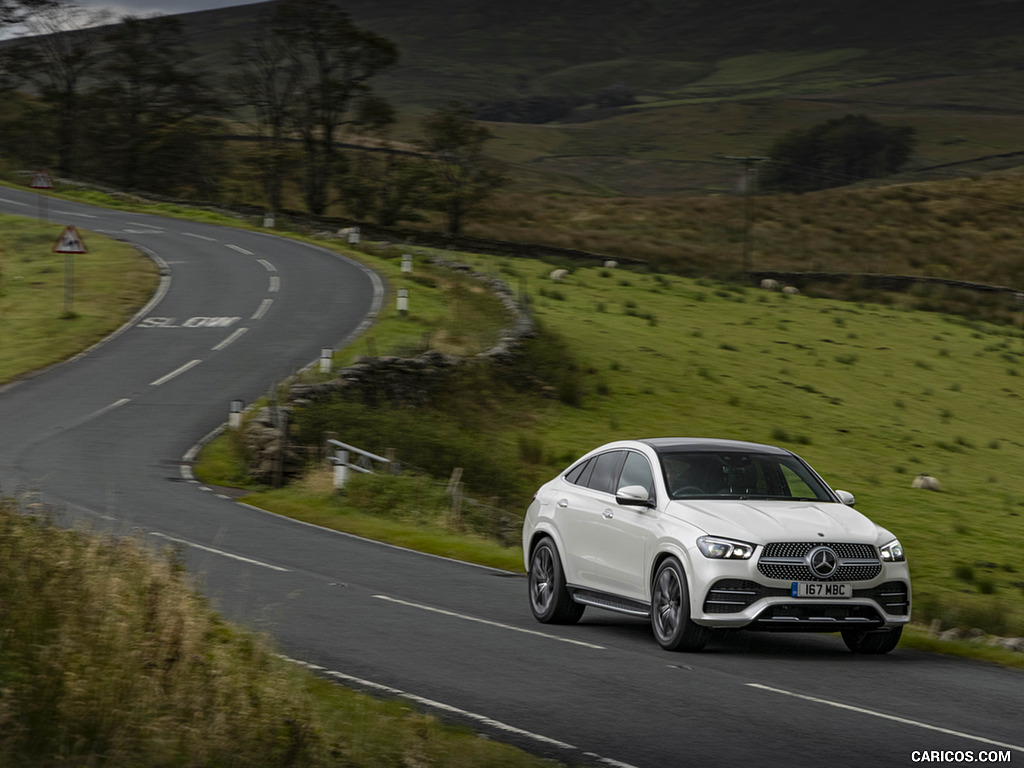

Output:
xmin=0 ymin=500 xmax=563 ymax=766
xmin=0 ymin=214 xmax=158 ymax=384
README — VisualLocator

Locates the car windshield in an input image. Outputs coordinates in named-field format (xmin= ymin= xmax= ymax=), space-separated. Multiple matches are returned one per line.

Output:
xmin=658 ymin=450 xmax=834 ymax=502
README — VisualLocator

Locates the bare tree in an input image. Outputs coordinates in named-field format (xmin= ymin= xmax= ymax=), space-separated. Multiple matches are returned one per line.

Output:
xmin=419 ymin=102 xmax=505 ymax=237
xmin=10 ymin=1 xmax=111 ymax=174
xmin=270 ymin=0 xmax=397 ymax=216
xmin=84 ymin=14 xmax=222 ymax=193
xmin=229 ymin=23 xmax=304 ymax=216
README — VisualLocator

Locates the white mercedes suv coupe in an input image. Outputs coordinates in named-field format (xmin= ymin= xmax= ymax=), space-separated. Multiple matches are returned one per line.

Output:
xmin=522 ymin=438 xmax=910 ymax=653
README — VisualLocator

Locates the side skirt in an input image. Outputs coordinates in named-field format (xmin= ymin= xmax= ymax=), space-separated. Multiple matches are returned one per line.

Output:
xmin=568 ymin=586 xmax=651 ymax=618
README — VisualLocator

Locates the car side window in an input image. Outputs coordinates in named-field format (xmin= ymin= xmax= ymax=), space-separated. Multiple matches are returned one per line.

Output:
xmin=618 ymin=451 xmax=655 ymax=499
xmin=585 ymin=450 xmax=625 ymax=494
xmin=564 ymin=458 xmax=591 ymax=485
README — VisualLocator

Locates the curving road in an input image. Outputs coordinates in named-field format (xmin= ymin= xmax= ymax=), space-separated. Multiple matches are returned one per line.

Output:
xmin=1 ymin=188 xmax=1022 ymax=768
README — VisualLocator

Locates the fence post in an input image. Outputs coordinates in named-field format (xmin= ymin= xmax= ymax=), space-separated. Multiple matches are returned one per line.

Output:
xmin=447 ymin=467 xmax=464 ymax=524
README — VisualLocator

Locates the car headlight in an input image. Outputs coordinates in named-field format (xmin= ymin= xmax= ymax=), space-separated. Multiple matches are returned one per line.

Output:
xmin=879 ymin=539 xmax=905 ymax=562
xmin=697 ymin=536 xmax=755 ymax=560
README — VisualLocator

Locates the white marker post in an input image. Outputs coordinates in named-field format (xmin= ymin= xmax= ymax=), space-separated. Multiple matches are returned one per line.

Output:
xmin=397 ymin=288 xmax=409 ymax=316
xmin=401 ymin=254 xmax=413 ymax=273
xmin=229 ymin=399 xmax=245 ymax=429
xmin=320 ymin=347 xmax=333 ymax=374
xmin=347 ymin=226 xmax=360 ymax=244
xmin=333 ymin=448 xmax=350 ymax=489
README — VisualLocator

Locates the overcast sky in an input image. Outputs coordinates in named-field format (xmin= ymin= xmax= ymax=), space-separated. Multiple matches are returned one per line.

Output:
xmin=73 ymin=0 xmax=268 ymax=18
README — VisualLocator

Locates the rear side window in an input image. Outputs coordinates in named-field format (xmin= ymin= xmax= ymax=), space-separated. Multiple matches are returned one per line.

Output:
xmin=564 ymin=458 xmax=591 ymax=485
xmin=586 ymin=450 xmax=625 ymax=494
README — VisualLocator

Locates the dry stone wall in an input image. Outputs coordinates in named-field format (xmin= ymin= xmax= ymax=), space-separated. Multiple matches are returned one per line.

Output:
xmin=244 ymin=256 xmax=532 ymax=483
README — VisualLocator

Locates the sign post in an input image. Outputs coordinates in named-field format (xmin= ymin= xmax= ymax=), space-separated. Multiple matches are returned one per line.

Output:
xmin=53 ymin=225 xmax=88 ymax=316
xmin=30 ymin=169 xmax=53 ymax=223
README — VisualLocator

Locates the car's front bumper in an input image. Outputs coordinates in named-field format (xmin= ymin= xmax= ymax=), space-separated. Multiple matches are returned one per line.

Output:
xmin=688 ymin=556 xmax=911 ymax=631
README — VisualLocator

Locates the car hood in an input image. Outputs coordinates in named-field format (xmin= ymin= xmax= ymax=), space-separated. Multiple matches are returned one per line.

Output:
xmin=666 ymin=498 xmax=886 ymax=544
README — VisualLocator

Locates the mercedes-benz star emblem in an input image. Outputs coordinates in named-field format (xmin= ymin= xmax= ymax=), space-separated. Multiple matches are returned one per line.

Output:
xmin=808 ymin=546 xmax=839 ymax=578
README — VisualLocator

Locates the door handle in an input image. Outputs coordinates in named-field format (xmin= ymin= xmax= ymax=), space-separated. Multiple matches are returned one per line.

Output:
xmin=603 ymin=509 xmax=614 ymax=519
xmin=557 ymin=498 xmax=568 ymax=508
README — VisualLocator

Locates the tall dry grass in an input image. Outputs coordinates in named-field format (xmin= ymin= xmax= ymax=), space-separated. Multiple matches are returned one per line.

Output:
xmin=0 ymin=500 xmax=328 ymax=767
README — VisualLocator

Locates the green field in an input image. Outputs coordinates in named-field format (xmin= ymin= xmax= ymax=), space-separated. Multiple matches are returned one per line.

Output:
xmin=0 ymin=214 xmax=159 ymax=384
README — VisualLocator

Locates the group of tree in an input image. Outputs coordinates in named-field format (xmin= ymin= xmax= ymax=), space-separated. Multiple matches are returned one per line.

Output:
xmin=761 ymin=113 xmax=916 ymax=193
xmin=0 ymin=0 xmax=504 ymax=235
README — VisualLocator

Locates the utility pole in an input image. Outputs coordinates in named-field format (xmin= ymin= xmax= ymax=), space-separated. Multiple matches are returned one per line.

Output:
xmin=726 ymin=156 xmax=770 ymax=273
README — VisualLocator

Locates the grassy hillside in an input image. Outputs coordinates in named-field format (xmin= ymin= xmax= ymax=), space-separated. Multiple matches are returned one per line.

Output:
xmin=165 ymin=0 xmax=1024 ymax=198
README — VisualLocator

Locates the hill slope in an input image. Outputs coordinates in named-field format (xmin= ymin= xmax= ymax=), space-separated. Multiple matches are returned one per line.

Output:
xmin=167 ymin=0 xmax=1024 ymax=195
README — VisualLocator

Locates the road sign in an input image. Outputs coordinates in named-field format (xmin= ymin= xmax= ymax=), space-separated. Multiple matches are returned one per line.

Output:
xmin=30 ymin=169 xmax=53 ymax=189
xmin=53 ymin=225 xmax=88 ymax=254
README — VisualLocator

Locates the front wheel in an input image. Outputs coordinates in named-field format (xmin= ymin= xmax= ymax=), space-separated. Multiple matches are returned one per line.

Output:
xmin=651 ymin=558 xmax=710 ymax=651
xmin=528 ymin=537 xmax=585 ymax=624
xmin=841 ymin=626 xmax=903 ymax=654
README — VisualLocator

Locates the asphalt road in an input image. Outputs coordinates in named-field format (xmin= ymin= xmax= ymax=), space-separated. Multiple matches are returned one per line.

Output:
xmin=1 ymin=188 xmax=1022 ymax=768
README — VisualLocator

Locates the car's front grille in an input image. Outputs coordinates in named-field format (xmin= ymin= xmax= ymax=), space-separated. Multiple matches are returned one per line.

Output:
xmin=757 ymin=541 xmax=882 ymax=582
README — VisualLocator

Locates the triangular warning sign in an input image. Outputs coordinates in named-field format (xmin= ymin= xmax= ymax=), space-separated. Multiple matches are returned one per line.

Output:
xmin=31 ymin=169 xmax=53 ymax=189
xmin=53 ymin=225 xmax=88 ymax=254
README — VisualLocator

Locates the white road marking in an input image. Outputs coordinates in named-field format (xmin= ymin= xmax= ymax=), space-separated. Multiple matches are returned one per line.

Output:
xmin=0 ymin=197 xmax=29 ymax=207
xmin=284 ymin=657 xmax=640 ymax=768
xmin=747 ymin=684 xmax=1024 ymax=753
xmin=149 ymin=359 xmax=201 ymax=386
xmin=268 ymin=276 xmax=280 ymax=292
xmin=251 ymin=298 xmax=273 ymax=319
xmin=150 ymin=532 xmax=290 ymax=572
xmin=89 ymin=397 xmax=131 ymax=419
xmin=257 ymin=259 xmax=276 ymax=272
xmin=182 ymin=232 xmax=217 ymax=242
xmin=128 ymin=220 xmax=163 ymax=228
xmin=373 ymin=594 xmax=606 ymax=650
xmin=227 ymin=244 xmax=253 ymax=255
xmin=211 ymin=327 xmax=247 ymax=351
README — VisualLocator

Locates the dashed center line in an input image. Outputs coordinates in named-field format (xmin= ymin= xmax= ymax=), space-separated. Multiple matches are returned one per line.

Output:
xmin=258 ymin=259 xmax=277 ymax=272
xmin=252 ymin=299 xmax=273 ymax=320
xmin=268 ymin=276 xmax=280 ymax=292
xmin=227 ymin=244 xmax=254 ymax=255
xmin=212 ymin=327 xmax=248 ymax=351
xmin=149 ymin=359 xmax=201 ymax=386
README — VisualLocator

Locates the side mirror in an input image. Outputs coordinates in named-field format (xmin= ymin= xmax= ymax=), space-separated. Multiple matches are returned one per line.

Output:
xmin=616 ymin=485 xmax=654 ymax=507
xmin=835 ymin=490 xmax=856 ymax=506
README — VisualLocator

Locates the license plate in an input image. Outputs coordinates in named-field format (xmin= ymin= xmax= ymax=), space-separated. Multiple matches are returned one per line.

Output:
xmin=791 ymin=582 xmax=852 ymax=598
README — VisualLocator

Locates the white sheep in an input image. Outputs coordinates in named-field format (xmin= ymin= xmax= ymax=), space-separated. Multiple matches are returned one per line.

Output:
xmin=911 ymin=473 xmax=941 ymax=491
xmin=782 ymin=285 xmax=800 ymax=295
xmin=603 ymin=260 xmax=618 ymax=269
xmin=549 ymin=268 xmax=569 ymax=281
xmin=760 ymin=278 xmax=780 ymax=291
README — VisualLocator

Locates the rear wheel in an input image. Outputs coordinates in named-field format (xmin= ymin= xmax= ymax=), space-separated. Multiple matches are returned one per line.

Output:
xmin=651 ymin=557 xmax=710 ymax=651
xmin=528 ymin=537 xmax=585 ymax=624
xmin=841 ymin=626 xmax=903 ymax=654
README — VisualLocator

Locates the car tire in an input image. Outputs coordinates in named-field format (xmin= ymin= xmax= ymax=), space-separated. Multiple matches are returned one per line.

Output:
xmin=651 ymin=557 xmax=710 ymax=651
xmin=528 ymin=537 xmax=585 ymax=624
xmin=841 ymin=626 xmax=903 ymax=654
